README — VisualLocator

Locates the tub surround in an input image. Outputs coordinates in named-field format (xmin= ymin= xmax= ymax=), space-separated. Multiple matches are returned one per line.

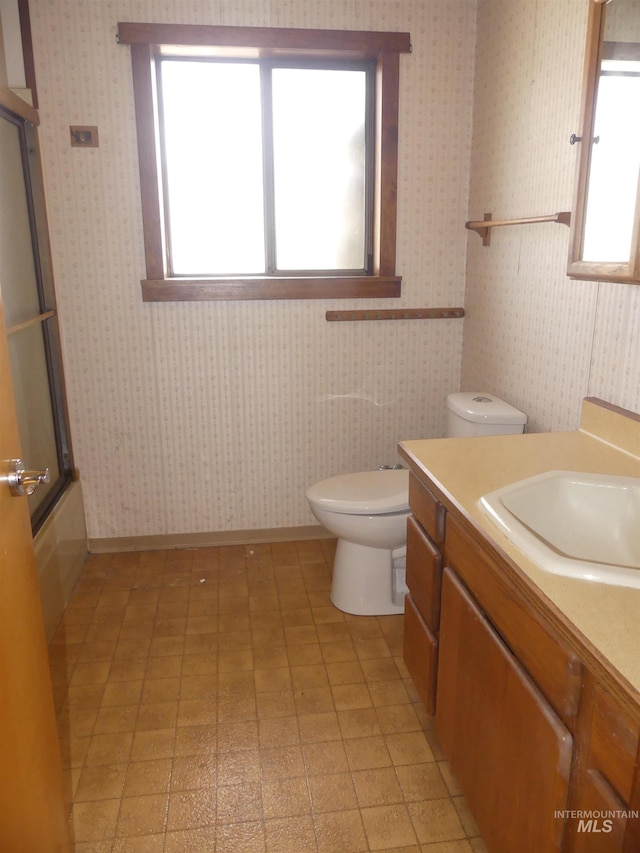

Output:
xmin=399 ymin=396 xmax=640 ymax=696
xmin=35 ymin=481 xmax=87 ymax=641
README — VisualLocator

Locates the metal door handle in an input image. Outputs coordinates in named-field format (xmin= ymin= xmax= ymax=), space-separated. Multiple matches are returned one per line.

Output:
xmin=6 ymin=458 xmax=50 ymax=496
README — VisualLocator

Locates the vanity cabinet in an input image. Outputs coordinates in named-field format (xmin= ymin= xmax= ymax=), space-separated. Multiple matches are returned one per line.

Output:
xmin=437 ymin=567 xmax=573 ymax=852
xmin=402 ymin=462 xmax=640 ymax=853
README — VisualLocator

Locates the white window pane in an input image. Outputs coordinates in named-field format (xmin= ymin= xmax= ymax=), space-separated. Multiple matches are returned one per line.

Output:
xmin=583 ymin=63 xmax=640 ymax=262
xmin=272 ymin=68 xmax=367 ymax=271
xmin=161 ymin=61 xmax=265 ymax=275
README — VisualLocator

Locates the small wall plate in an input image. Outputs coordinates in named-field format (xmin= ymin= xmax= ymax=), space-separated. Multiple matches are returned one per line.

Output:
xmin=70 ymin=126 xmax=99 ymax=147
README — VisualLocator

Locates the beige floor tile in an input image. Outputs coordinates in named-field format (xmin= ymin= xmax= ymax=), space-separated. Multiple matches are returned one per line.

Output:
xmin=407 ymin=798 xmax=466 ymax=845
xmin=123 ymin=758 xmax=173 ymax=797
xmin=265 ymin=815 xmax=317 ymax=853
xmin=321 ymin=640 xmax=358 ymax=664
xmin=112 ymin=834 xmax=166 ymax=852
xmin=75 ymin=763 xmax=127 ymax=802
xmin=344 ymin=735 xmax=393 ymax=771
xmin=313 ymin=808 xmax=368 ymax=853
xmin=294 ymin=686 xmax=335 ymax=715
xmin=141 ymin=677 xmax=181 ymax=704
xmin=258 ymin=715 xmax=300 ymax=748
xmin=361 ymin=803 xmax=419 ymax=850
xmin=259 ymin=745 xmax=306 ymax=780
xmin=107 ymin=661 xmax=146 ymax=684
xmin=171 ymin=754 xmax=216 ymax=791
xmin=287 ymin=642 xmax=324 ymax=666
xmin=297 ymin=710 xmax=342 ymax=743
xmin=173 ymin=723 xmax=216 ymax=757
xmin=352 ymin=767 xmax=404 ymax=807
xmin=129 ymin=728 xmax=176 ymax=762
xmin=179 ymin=652 xmax=216 ymax=677
xmin=94 ymin=704 xmax=139 ymax=734
xmin=55 ymin=542 xmax=486 ymax=853
xmin=308 ymin=772 xmax=358 ymax=813
xmin=217 ymin=718 xmax=259 ymax=751
xmin=85 ymin=732 xmax=134 ymax=766
xmin=376 ymin=704 xmax=422 ymax=735
xmin=254 ymin=666 xmax=292 ymax=693
xmin=177 ymin=697 xmax=217 ymax=727
xmin=369 ymin=680 xmax=411 ymax=708
xmin=395 ymin=763 xmax=449 ymax=803
xmin=165 ymin=826 xmax=217 ymax=852
xmin=386 ymin=731 xmax=435 ymax=766
xmin=291 ymin=663 xmax=330 ymax=690
xmin=302 ymin=739 xmax=349 ymax=776
xmin=332 ymin=682 xmax=374 ymax=711
xmin=215 ymin=748 xmax=262 ymax=786
xmin=338 ymin=707 xmax=383 ymax=739
xmin=116 ymin=793 xmax=169 ymax=838
xmin=262 ymin=776 xmax=312 ymax=819
xmin=217 ymin=781 xmax=264 ymax=824
xmin=166 ymin=787 xmax=216 ymax=831
xmin=421 ymin=841 xmax=474 ymax=852
xmin=256 ymin=689 xmax=297 ymax=719
xmin=135 ymin=701 xmax=178 ymax=731
xmin=71 ymin=798 xmax=120 ymax=842
xmin=71 ymin=661 xmax=112 ymax=687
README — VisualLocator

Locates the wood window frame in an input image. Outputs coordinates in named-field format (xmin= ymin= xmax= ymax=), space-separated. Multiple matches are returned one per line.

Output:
xmin=117 ymin=22 xmax=411 ymax=301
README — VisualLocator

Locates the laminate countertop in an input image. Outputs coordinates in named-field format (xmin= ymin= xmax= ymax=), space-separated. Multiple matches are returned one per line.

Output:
xmin=399 ymin=397 xmax=640 ymax=701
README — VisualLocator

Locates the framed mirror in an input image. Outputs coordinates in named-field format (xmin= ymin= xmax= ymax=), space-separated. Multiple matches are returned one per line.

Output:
xmin=568 ymin=0 xmax=640 ymax=283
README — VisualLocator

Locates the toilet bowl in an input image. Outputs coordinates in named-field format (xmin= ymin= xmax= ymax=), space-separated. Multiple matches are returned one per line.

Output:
xmin=307 ymin=391 xmax=528 ymax=616
xmin=306 ymin=468 xmax=410 ymax=616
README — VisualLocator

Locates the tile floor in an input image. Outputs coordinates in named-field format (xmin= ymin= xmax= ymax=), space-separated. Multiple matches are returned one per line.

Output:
xmin=49 ymin=539 xmax=488 ymax=852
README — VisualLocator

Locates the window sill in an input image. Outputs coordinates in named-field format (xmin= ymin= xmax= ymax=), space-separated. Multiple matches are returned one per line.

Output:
xmin=141 ymin=276 xmax=402 ymax=302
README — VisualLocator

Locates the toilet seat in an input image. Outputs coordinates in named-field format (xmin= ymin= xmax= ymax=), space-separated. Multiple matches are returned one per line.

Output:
xmin=306 ymin=469 xmax=409 ymax=515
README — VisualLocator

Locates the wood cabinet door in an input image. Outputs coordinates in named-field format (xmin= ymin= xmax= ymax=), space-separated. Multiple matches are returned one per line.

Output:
xmin=567 ymin=770 xmax=627 ymax=852
xmin=436 ymin=568 xmax=573 ymax=853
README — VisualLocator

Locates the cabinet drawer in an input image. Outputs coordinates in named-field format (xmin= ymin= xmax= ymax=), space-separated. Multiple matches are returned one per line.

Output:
xmin=403 ymin=594 xmax=438 ymax=715
xmin=445 ymin=513 xmax=582 ymax=724
xmin=436 ymin=568 xmax=573 ymax=853
xmin=406 ymin=515 xmax=442 ymax=632
xmin=408 ymin=471 xmax=445 ymax=545
xmin=589 ymin=686 xmax=640 ymax=805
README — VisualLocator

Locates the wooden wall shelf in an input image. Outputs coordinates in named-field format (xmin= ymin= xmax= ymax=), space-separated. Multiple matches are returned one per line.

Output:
xmin=326 ymin=308 xmax=465 ymax=322
xmin=466 ymin=212 xmax=571 ymax=246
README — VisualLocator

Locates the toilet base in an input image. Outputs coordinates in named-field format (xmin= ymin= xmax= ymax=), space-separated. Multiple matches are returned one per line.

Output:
xmin=330 ymin=539 xmax=405 ymax=616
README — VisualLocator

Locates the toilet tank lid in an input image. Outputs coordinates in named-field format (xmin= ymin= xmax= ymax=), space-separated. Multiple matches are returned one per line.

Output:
xmin=447 ymin=392 xmax=527 ymax=425
xmin=306 ymin=468 xmax=409 ymax=514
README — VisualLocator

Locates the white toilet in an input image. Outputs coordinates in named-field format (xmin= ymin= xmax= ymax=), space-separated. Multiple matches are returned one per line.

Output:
xmin=306 ymin=392 xmax=527 ymax=616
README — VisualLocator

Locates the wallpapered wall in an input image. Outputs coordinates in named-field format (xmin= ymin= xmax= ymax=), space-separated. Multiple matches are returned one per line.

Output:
xmin=29 ymin=0 xmax=476 ymax=540
xmin=461 ymin=0 xmax=640 ymax=432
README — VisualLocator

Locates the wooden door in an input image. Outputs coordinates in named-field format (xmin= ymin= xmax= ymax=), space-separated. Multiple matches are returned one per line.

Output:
xmin=0 ymin=298 xmax=69 ymax=850
xmin=436 ymin=567 xmax=573 ymax=853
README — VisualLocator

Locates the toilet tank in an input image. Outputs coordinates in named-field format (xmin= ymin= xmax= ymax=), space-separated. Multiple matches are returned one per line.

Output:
xmin=446 ymin=392 xmax=527 ymax=438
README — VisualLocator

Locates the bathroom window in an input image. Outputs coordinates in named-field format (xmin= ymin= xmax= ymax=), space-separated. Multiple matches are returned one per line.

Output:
xmin=118 ymin=23 xmax=410 ymax=301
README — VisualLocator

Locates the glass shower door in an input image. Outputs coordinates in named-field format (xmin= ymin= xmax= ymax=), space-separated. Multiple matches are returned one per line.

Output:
xmin=0 ymin=106 xmax=72 ymax=532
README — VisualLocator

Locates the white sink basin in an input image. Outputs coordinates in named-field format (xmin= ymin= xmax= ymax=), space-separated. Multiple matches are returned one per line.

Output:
xmin=480 ymin=471 xmax=640 ymax=588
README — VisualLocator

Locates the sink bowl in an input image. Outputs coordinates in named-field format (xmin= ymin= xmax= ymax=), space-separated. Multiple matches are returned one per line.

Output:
xmin=480 ymin=471 xmax=640 ymax=588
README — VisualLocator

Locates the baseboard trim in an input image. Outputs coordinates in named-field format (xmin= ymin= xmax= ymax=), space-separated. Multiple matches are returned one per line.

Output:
xmin=88 ymin=525 xmax=335 ymax=554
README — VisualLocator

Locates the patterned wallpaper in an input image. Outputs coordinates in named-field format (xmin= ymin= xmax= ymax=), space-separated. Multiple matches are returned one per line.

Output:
xmin=29 ymin=0 xmax=476 ymax=540
xmin=29 ymin=0 xmax=638 ymax=542
xmin=461 ymin=0 xmax=640 ymax=433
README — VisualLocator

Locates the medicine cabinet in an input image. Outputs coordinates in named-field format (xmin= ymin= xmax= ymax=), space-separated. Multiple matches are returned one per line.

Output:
xmin=568 ymin=0 xmax=640 ymax=284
